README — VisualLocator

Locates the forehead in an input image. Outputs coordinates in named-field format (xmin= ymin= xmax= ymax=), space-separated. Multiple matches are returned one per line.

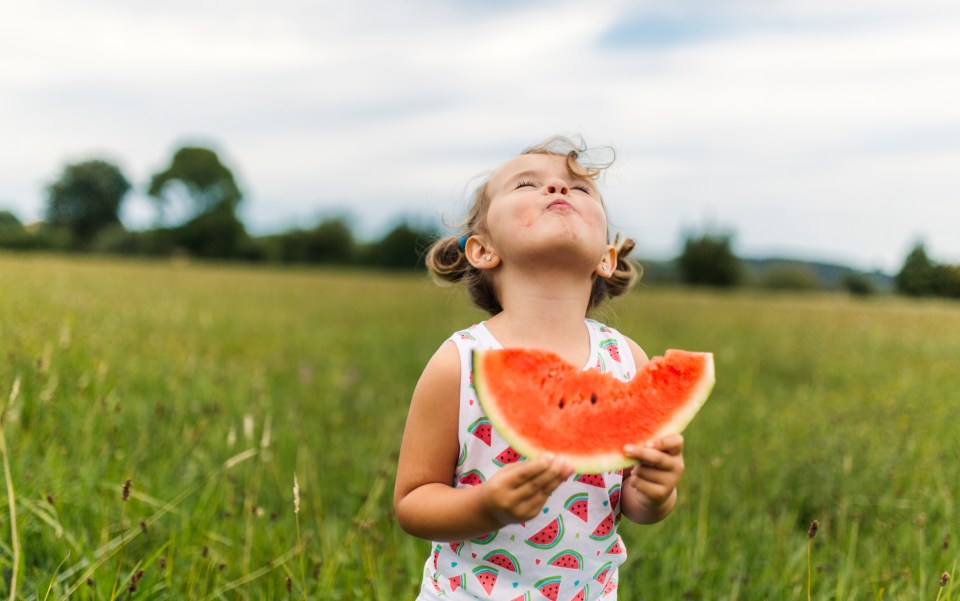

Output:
xmin=488 ymin=153 xmax=590 ymax=189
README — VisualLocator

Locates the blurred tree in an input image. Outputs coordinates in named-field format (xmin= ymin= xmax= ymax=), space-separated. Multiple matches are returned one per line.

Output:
xmin=0 ymin=210 xmax=22 ymax=230
xmin=275 ymin=217 xmax=356 ymax=264
xmin=148 ymin=147 xmax=250 ymax=258
xmin=677 ymin=230 xmax=743 ymax=287
xmin=363 ymin=222 xmax=436 ymax=270
xmin=841 ymin=272 xmax=878 ymax=297
xmin=895 ymin=243 xmax=936 ymax=296
xmin=932 ymin=264 xmax=960 ymax=298
xmin=45 ymin=160 xmax=131 ymax=246
xmin=148 ymin=147 xmax=242 ymax=223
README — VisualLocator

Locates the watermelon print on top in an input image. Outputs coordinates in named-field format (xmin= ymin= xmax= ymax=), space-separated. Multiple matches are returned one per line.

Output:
xmin=417 ymin=319 xmax=632 ymax=600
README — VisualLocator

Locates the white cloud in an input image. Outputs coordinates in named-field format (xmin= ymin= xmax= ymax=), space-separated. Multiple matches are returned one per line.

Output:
xmin=1 ymin=0 xmax=959 ymax=270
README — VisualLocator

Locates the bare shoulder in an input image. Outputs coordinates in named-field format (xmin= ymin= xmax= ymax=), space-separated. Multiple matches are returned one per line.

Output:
xmin=415 ymin=339 xmax=461 ymax=399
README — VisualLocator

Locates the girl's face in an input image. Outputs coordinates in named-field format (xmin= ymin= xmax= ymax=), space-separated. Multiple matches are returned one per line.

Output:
xmin=482 ymin=153 xmax=611 ymax=271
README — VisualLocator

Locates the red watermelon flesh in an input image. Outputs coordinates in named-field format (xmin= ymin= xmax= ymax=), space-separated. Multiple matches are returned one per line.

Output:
xmin=574 ymin=473 xmax=605 ymax=488
xmin=564 ymin=492 xmax=589 ymax=522
xmin=525 ymin=516 xmax=563 ymax=549
xmin=483 ymin=549 xmax=520 ymax=573
xmin=473 ymin=348 xmax=714 ymax=473
xmin=459 ymin=470 xmax=485 ymax=487
xmin=535 ymin=576 xmax=562 ymax=601
xmin=548 ymin=549 xmax=583 ymax=569
xmin=590 ymin=513 xmax=616 ymax=541
xmin=493 ymin=446 xmax=523 ymax=466
xmin=473 ymin=566 xmax=498 ymax=596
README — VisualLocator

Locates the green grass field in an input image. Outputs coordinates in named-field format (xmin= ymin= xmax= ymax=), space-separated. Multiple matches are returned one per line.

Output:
xmin=1 ymin=253 xmax=958 ymax=600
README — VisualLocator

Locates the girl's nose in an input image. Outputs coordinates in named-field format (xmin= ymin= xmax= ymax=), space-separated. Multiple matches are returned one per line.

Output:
xmin=545 ymin=180 xmax=569 ymax=195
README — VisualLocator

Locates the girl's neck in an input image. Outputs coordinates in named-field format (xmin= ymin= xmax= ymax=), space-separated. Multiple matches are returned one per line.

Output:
xmin=484 ymin=267 xmax=594 ymax=366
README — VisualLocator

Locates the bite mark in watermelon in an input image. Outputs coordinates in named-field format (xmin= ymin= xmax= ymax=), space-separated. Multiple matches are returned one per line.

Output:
xmin=483 ymin=549 xmax=521 ymax=574
xmin=534 ymin=576 xmax=562 ymax=601
xmin=473 ymin=348 xmax=714 ymax=473
xmin=472 ymin=566 xmax=498 ymax=596
xmin=524 ymin=516 xmax=564 ymax=550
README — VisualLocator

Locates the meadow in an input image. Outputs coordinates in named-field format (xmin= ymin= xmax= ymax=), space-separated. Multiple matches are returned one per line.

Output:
xmin=0 ymin=253 xmax=957 ymax=600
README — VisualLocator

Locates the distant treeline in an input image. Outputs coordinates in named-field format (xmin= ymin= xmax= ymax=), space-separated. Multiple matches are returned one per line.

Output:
xmin=1 ymin=145 xmax=958 ymax=299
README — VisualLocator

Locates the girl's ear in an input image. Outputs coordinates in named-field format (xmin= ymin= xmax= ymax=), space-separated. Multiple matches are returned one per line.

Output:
xmin=464 ymin=235 xmax=501 ymax=269
xmin=594 ymin=245 xmax=617 ymax=279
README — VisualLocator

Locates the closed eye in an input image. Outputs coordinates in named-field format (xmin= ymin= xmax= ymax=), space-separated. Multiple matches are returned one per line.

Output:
xmin=515 ymin=180 xmax=537 ymax=189
xmin=572 ymin=184 xmax=592 ymax=193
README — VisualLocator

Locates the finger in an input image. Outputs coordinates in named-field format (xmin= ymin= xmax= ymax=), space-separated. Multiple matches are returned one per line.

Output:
xmin=631 ymin=464 xmax=680 ymax=487
xmin=638 ymin=448 xmax=684 ymax=470
xmin=649 ymin=434 xmax=684 ymax=455
xmin=624 ymin=435 xmax=684 ymax=460
xmin=524 ymin=455 xmax=572 ymax=492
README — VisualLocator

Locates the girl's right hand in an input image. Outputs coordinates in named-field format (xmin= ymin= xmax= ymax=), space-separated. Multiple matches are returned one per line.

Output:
xmin=481 ymin=453 xmax=574 ymax=526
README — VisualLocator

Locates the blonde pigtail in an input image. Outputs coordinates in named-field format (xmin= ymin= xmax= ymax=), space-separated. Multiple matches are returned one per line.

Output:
xmin=425 ymin=235 xmax=470 ymax=284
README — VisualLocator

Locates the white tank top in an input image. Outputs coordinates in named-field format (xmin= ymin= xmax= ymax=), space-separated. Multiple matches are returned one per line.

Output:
xmin=417 ymin=319 xmax=636 ymax=600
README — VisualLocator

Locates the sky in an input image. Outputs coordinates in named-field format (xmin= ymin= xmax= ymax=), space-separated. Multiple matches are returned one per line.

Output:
xmin=1 ymin=0 xmax=959 ymax=272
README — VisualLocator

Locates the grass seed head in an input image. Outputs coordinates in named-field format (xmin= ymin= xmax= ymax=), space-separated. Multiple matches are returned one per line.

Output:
xmin=122 ymin=479 xmax=131 ymax=501
xmin=941 ymin=572 xmax=951 ymax=587
xmin=807 ymin=520 xmax=819 ymax=539
xmin=293 ymin=474 xmax=301 ymax=514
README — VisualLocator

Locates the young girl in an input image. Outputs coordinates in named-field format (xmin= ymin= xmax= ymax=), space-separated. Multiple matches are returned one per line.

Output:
xmin=394 ymin=137 xmax=685 ymax=600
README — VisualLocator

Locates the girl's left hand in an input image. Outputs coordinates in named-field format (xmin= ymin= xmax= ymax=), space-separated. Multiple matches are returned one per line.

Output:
xmin=621 ymin=434 xmax=685 ymax=519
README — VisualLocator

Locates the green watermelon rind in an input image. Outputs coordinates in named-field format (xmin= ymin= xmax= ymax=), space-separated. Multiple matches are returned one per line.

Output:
xmin=483 ymin=548 xmax=521 ymax=574
xmin=473 ymin=348 xmax=715 ymax=474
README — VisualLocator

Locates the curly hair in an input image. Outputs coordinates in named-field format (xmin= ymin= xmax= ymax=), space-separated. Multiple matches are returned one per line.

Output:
xmin=425 ymin=136 xmax=641 ymax=315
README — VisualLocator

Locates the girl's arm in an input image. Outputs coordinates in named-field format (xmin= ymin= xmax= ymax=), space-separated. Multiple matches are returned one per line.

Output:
xmin=618 ymin=337 xmax=686 ymax=525
xmin=394 ymin=341 xmax=573 ymax=542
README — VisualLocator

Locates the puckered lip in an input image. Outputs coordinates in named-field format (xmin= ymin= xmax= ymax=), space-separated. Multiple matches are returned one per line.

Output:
xmin=546 ymin=198 xmax=573 ymax=210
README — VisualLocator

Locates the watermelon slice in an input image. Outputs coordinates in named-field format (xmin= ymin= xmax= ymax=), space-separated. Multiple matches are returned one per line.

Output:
xmin=590 ymin=512 xmax=616 ymax=541
xmin=534 ymin=576 xmax=562 ymax=601
xmin=483 ymin=549 xmax=521 ymax=573
xmin=524 ymin=516 xmax=564 ymax=549
xmin=564 ymin=492 xmax=589 ymax=522
xmin=548 ymin=549 xmax=584 ymax=569
xmin=492 ymin=446 xmax=523 ymax=466
xmin=473 ymin=348 xmax=714 ymax=473
xmin=472 ymin=566 xmax=498 ymax=596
